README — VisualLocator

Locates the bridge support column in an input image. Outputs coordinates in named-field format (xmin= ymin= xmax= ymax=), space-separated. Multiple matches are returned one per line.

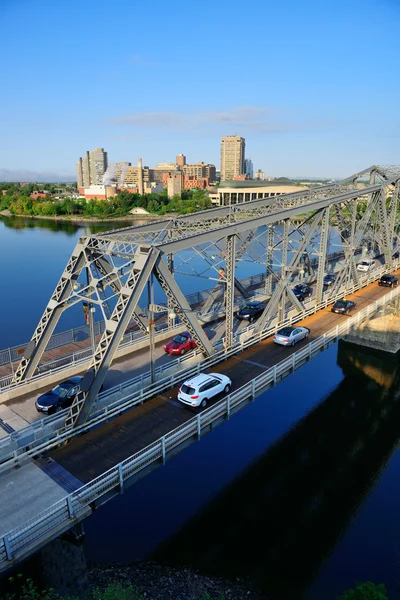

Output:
xmin=39 ymin=524 xmax=89 ymax=598
xmin=265 ymin=225 xmax=274 ymax=296
xmin=167 ymin=254 xmax=175 ymax=329
xmin=315 ymin=208 xmax=330 ymax=303
xmin=278 ymin=221 xmax=289 ymax=322
xmin=225 ymin=234 xmax=236 ymax=350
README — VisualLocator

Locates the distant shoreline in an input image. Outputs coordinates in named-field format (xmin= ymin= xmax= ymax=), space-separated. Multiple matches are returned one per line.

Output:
xmin=0 ymin=211 xmax=169 ymax=223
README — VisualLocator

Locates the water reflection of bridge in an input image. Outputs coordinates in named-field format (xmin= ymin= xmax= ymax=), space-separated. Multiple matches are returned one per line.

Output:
xmin=152 ymin=341 xmax=400 ymax=600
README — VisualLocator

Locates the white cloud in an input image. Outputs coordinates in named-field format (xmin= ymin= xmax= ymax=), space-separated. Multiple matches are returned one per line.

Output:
xmin=107 ymin=106 xmax=327 ymax=134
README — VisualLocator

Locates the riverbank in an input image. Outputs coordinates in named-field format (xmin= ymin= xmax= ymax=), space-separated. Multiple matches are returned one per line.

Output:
xmin=87 ymin=561 xmax=266 ymax=599
xmin=0 ymin=211 xmax=167 ymax=223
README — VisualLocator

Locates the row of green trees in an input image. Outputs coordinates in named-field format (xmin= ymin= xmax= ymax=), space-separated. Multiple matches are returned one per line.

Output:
xmin=0 ymin=186 xmax=213 ymax=218
xmin=0 ymin=183 xmax=77 ymax=196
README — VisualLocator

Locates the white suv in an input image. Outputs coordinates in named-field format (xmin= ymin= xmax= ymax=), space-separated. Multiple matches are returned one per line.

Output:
xmin=357 ymin=259 xmax=375 ymax=272
xmin=178 ymin=372 xmax=232 ymax=408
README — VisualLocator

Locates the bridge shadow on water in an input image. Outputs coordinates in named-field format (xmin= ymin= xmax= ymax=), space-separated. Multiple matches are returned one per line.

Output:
xmin=150 ymin=341 xmax=400 ymax=600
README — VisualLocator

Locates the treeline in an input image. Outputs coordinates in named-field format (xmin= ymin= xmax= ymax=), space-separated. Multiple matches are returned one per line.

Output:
xmin=0 ymin=186 xmax=213 ymax=218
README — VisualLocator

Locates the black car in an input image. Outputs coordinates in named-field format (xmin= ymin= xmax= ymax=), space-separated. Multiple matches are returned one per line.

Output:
xmin=236 ymin=301 xmax=266 ymax=322
xmin=331 ymin=299 xmax=356 ymax=315
xmin=323 ymin=273 xmax=337 ymax=287
xmin=35 ymin=376 xmax=83 ymax=414
xmin=292 ymin=284 xmax=313 ymax=301
xmin=379 ymin=274 xmax=399 ymax=287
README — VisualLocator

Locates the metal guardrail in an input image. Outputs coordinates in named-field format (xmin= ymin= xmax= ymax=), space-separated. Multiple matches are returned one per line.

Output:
xmin=0 ymin=259 xmax=397 ymax=470
xmin=0 ymin=273 xmax=266 ymax=392
xmin=0 ymin=247 xmax=352 ymax=374
xmin=0 ymin=271 xmax=269 ymax=369
xmin=0 ymin=247 xmax=355 ymax=391
xmin=1 ymin=281 xmax=399 ymax=568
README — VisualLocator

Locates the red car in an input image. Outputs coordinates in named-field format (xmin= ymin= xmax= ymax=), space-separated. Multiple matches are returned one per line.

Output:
xmin=164 ymin=332 xmax=196 ymax=355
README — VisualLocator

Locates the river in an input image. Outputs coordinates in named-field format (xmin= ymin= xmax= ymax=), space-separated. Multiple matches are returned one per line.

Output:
xmin=1 ymin=215 xmax=400 ymax=599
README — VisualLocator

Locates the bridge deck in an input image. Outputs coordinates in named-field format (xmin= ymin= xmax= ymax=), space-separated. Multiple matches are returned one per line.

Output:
xmin=0 ymin=277 xmax=268 ymax=380
xmin=49 ymin=276 xmax=393 ymax=484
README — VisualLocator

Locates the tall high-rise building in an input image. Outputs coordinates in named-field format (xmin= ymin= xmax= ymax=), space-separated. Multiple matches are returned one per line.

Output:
xmin=89 ymin=148 xmax=108 ymax=185
xmin=220 ymin=136 xmax=245 ymax=181
xmin=176 ymin=154 xmax=186 ymax=168
xmin=244 ymin=158 xmax=254 ymax=179
xmin=76 ymin=147 xmax=108 ymax=187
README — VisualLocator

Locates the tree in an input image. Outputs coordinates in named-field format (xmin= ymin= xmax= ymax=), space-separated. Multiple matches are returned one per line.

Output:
xmin=338 ymin=582 xmax=388 ymax=600
xmin=147 ymin=198 xmax=160 ymax=213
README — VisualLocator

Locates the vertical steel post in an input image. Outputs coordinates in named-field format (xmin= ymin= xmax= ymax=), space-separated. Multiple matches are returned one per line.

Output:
xmin=148 ymin=273 xmax=156 ymax=384
xmin=315 ymin=208 xmax=330 ymax=303
xmin=225 ymin=234 xmax=236 ymax=350
xmin=376 ymin=187 xmax=392 ymax=268
xmin=279 ymin=221 xmax=289 ymax=322
xmin=369 ymin=169 xmax=376 ymax=184
xmin=388 ymin=181 xmax=400 ymax=255
xmin=118 ymin=464 xmax=124 ymax=493
xmin=67 ymin=496 xmax=74 ymax=518
xmin=3 ymin=535 xmax=12 ymax=560
xmin=167 ymin=253 xmax=175 ymax=329
xmin=8 ymin=348 xmax=14 ymax=375
xmin=86 ymin=267 xmax=96 ymax=357
xmin=265 ymin=225 xmax=274 ymax=296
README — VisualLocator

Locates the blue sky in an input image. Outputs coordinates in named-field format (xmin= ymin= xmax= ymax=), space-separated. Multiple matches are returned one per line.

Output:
xmin=1 ymin=0 xmax=399 ymax=180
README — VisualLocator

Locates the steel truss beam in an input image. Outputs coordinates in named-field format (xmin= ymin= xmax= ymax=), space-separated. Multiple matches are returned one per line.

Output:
xmin=199 ymin=230 xmax=255 ymax=316
xmin=315 ymin=208 xmax=330 ymax=303
xmin=10 ymin=165 xmax=400 ymax=431
xmin=154 ymin=258 xmax=214 ymax=357
xmin=224 ymin=235 xmax=236 ymax=349
xmin=12 ymin=238 xmax=88 ymax=383
xmin=254 ymin=210 xmax=326 ymax=334
xmin=91 ymin=252 xmax=148 ymax=333
xmin=265 ymin=226 xmax=274 ymax=296
xmin=167 ymin=254 xmax=175 ymax=329
xmin=154 ymin=186 xmax=383 ymax=254
xmin=63 ymin=247 xmax=160 ymax=429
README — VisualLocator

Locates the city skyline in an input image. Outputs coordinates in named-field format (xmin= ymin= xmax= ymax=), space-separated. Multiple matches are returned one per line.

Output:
xmin=1 ymin=0 xmax=399 ymax=181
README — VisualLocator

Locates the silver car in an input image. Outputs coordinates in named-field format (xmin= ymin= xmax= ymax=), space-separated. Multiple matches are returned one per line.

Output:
xmin=273 ymin=326 xmax=310 ymax=347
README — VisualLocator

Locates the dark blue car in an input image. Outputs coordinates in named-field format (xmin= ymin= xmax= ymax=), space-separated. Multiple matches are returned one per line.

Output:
xmin=292 ymin=284 xmax=312 ymax=301
xmin=323 ymin=273 xmax=337 ymax=287
xmin=35 ymin=376 xmax=83 ymax=414
xmin=236 ymin=301 xmax=267 ymax=322
xmin=331 ymin=299 xmax=356 ymax=315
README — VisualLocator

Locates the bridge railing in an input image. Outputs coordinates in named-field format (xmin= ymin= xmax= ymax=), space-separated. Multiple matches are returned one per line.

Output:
xmin=0 ymin=246 xmax=354 ymax=375
xmin=0 ymin=258 xmax=398 ymax=472
xmin=0 ymin=247 xmax=366 ymax=393
xmin=1 ymin=280 xmax=399 ymax=568
xmin=0 ymin=273 xmax=267 ymax=393
xmin=0 ymin=270 xmax=269 ymax=370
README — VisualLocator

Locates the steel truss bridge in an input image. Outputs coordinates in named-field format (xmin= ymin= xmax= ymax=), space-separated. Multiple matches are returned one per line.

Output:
xmin=8 ymin=165 xmax=400 ymax=430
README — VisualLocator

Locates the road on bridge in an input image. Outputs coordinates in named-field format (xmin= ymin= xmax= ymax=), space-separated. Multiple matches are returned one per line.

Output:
xmin=49 ymin=273 xmax=394 ymax=484
xmin=0 ymin=316 xmax=251 ymax=428
xmin=0 ymin=259 xmax=386 ymax=432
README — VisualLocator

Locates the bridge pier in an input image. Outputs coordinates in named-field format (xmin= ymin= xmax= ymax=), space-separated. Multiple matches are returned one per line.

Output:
xmin=344 ymin=299 xmax=400 ymax=353
xmin=39 ymin=523 xmax=89 ymax=597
